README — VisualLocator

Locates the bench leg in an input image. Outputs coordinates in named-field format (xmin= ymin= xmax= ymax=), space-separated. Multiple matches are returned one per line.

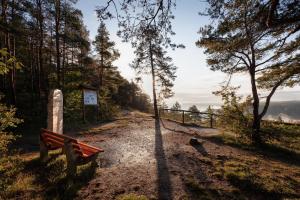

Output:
xmin=91 ymin=154 xmax=99 ymax=168
xmin=40 ymin=140 xmax=49 ymax=163
xmin=64 ymin=141 xmax=77 ymax=177
xmin=67 ymin=160 xmax=77 ymax=177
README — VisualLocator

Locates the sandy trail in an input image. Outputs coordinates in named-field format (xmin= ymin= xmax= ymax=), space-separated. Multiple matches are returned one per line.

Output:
xmin=73 ymin=112 xmax=222 ymax=199
xmin=71 ymin=112 xmax=298 ymax=200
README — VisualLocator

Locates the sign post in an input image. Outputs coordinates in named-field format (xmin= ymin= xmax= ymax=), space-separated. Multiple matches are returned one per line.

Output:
xmin=81 ymin=85 xmax=99 ymax=123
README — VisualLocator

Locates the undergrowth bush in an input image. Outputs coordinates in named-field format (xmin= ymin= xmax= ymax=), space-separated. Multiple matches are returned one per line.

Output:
xmin=99 ymin=99 xmax=121 ymax=121
xmin=214 ymin=86 xmax=252 ymax=140
xmin=261 ymin=121 xmax=300 ymax=152
xmin=0 ymin=96 xmax=23 ymax=156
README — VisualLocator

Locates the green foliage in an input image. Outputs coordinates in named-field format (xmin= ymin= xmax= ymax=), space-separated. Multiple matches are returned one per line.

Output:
xmin=0 ymin=98 xmax=23 ymax=155
xmin=0 ymin=150 xmax=97 ymax=199
xmin=64 ymin=90 xmax=83 ymax=128
xmin=0 ymin=48 xmax=23 ymax=193
xmin=171 ymin=101 xmax=181 ymax=111
xmin=197 ymin=0 xmax=300 ymax=142
xmin=117 ymin=193 xmax=148 ymax=200
xmin=93 ymin=21 xmax=120 ymax=69
xmin=188 ymin=105 xmax=199 ymax=113
xmin=0 ymin=156 xmax=24 ymax=194
xmin=0 ymin=48 xmax=23 ymax=75
xmin=184 ymin=177 xmax=243 ymax=199
xmin=188 ymin=105 xmax=200 ymax=119
xmin=98 ymin=98 xmax=121 ymax=121
xmin=159 ymin=101 xmax=168 ymax=110
xmin=97 ymin=1 xmax=176 ymax=47
xmin=97 ymin=0 xmax=184 ymax=118
xmin=0 ymin=0 xmax=154 ymax=141
xmin=206 ymin=105 xmax=213 ymax=114
xmin=261 ymin=121 xmax=300 ymax=152
xmin=214 ymin=86 xmax=252 ymax=139
xmin=130 ymin=27 xmax=177 ymax=100
xmin=212 ymin=157 xmax=300 ymax=199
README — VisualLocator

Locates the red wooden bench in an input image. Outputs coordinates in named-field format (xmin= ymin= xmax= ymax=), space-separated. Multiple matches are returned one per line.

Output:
xmin=40 ymin=128 xmax=104 ymax=176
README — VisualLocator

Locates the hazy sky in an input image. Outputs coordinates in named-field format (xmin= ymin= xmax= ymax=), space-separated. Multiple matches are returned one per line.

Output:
xmin=75 ymin=0 xmax=300 ymax=109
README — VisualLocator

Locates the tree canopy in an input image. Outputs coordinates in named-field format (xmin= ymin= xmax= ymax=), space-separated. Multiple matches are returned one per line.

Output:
xmin=197 ymin=0 xmax=300 ymax=143
xmin=0 ymin=0 xmax=151 ymax=129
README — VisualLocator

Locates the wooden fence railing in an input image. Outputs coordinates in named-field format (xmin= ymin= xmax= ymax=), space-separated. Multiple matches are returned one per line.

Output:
xmin=159 ymin=108 xmax=219 ymax=128
xmin=160 ymin=108 xmax=300 ymax=129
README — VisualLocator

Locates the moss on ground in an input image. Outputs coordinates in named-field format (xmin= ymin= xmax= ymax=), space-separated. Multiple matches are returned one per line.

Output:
xmin=183 ymin=128 xmax=300 ymax=200
xmin=116 ymin=193 xmax=148 ymax=200
xmin=184 ymin=177 xmax=244 ymax=200
xmin=211 ymin=156 xmax=299 ymax=199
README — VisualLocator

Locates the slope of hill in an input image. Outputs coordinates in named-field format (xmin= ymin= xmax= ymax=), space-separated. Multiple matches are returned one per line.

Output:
xmin=263 ymin=101 xmax=300 ymax=122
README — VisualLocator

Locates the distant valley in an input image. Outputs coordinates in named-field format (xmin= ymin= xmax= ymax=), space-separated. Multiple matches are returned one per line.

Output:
xmin=181 ymin=101 xmax=300 ymax=123
xmin=263 ymin=101 xmax=300 ymax=123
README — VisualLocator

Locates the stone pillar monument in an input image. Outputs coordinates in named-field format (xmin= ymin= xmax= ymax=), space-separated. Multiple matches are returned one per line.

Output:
xmin=47 ymin=89 xmax=63 ymax=134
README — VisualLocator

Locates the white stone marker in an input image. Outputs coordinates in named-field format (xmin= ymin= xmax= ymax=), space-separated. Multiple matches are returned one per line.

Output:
xmin=47 ymin=89 xmax=63 ymax=134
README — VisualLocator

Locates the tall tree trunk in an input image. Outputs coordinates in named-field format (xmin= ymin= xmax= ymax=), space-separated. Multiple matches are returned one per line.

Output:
xmin=49 ymin=24 xmax=53 ymax=66
xmin=250 ymin=68 xmax=261 ymax=144
xmin=1 ymin=0 xmax=8 ymax=92
xmin=149 ymin=41 xmax=159 ymax=119
xmin=55 ymin=0 xmax=61 ymax=88
xmin=100 ymin=54 xmax=104 ymax=87
xmin=11 ymin=36 xmax=16 ymax=104
xmin=37 ymin=0 xmax=44 ymax=100
xmin=8 ymin=0 xmax=16 ymax=105
xmin=62 ymin=26 xmax=66 ymax=89
xmin=98 ymin=34 xmax=105 ymax=89
xmin=62 ymin=0 xmax=67 ymax=90
xmin=29 ymin=39 xmax=35 ymax=109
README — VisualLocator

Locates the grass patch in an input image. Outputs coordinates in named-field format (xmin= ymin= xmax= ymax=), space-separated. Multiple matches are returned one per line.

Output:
xmin=184 ymin=177 xmax=244 ymax=200
xmin=261 ymin=121 xmax=300 ymax=153
xmin=81 ymin=121 xmax=128 ymax=134
xmin=206 ymin=131 xmax=300 ymax=167
xmin=116 ymin=193 xmax=148 ymax=200
xmin=0 ymin=154 xmax=40 ymax=199
xmin=211 ymin=157 xmax=300 ymax=199
xmin=189 ymin=127 xmax=300 ymax=199
xmin=0 ymin=150 xmax=97 ymax=199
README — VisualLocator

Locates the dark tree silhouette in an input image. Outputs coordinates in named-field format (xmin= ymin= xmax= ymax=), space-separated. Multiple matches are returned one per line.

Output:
xmin=197 ymin=0 xmax=300 ymax=144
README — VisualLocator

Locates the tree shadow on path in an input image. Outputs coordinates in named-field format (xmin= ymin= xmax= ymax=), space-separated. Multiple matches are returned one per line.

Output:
xmin=155 ymin=118 xmax=173 ymax=200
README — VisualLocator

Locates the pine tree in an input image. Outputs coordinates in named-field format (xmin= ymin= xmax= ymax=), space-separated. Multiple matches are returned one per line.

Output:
xmin=197 ymin=0 xmax=300 ymax=144
xmin=171 ymin=101 xmax=181 ymax=111
xmin=131 ymin=27 xmax=176 ymax=119
xmin=97 ymin=1 xmax=183 ymax=120
xmin=93 ymin=21 xmax=120 ymax=89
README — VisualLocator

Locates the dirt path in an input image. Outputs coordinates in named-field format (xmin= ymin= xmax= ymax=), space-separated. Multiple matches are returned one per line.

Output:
xmin=71 ymin=112 xmax=299 ymax=200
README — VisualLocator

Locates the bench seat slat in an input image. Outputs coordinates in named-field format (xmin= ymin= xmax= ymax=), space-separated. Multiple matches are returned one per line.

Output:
xmin=80 ymin=147 xmax=98 ymax=155
xmin=40 ymin=129 xmax=104 ymax=160
xmin=42 ymin=135 xmax=80 ymax=151
xmin=43 ymin=137 xmax=64 ymax=146
xmin=78 ymin=142 xmax=104 ymax=152
xmin=79 ymin=143 xmax=103 ymax=152
xmin=42 ymin=132 xmax=65 ymax=142
xmin=42 ymin=129 xmax=78 ymax=142
xmin=42 ymin=132 xmax=81 ymax=151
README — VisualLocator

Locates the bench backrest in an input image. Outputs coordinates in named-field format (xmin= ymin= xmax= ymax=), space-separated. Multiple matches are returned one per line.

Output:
xmin=40 ymin=129 xmax=104 ymax=157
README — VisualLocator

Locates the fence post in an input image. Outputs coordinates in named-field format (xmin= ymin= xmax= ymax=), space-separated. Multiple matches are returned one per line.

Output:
xmin=182 ymin=110 xmax=185 ymax=124
xmin=210 ymin=114 xmax=213 ymax=128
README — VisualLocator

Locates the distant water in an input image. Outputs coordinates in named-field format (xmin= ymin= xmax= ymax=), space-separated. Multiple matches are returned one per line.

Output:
xmin=181 ymin=103 xmax=221 ymax=111
xmin=178 ymin=101 xmax=300 ymax=123
xmin=262 ymin=101 xmax=300 ymax=123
